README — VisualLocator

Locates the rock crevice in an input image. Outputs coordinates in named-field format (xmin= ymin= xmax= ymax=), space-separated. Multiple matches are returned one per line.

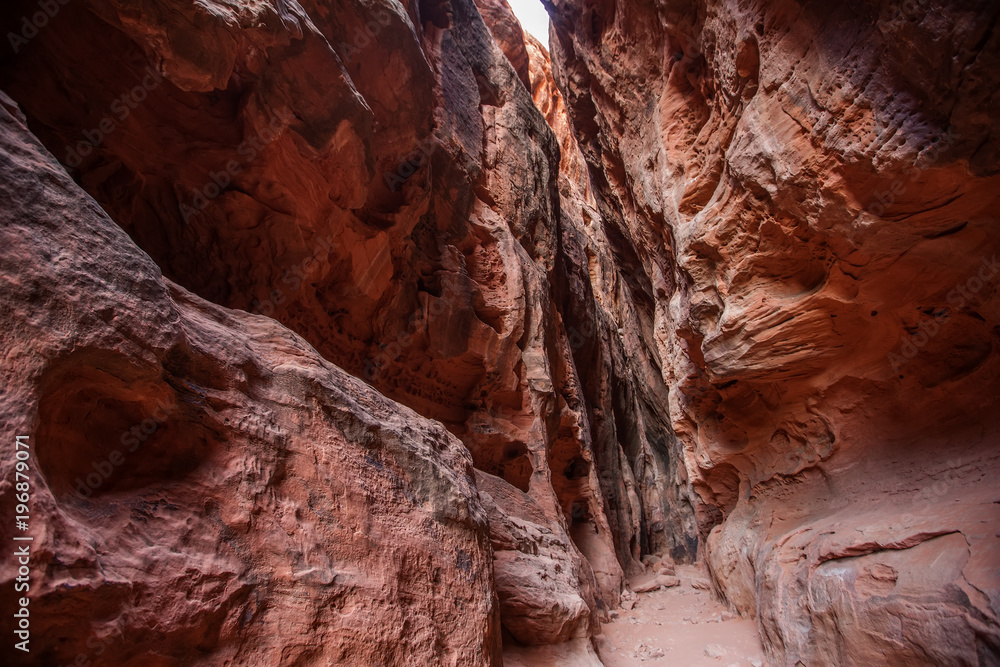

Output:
xmin=0 ymin=0 xmax=998 ymax=664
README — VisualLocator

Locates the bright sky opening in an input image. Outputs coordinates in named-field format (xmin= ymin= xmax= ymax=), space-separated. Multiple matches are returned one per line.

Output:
xmin=507 ymin=0 xmax=550 ymax=47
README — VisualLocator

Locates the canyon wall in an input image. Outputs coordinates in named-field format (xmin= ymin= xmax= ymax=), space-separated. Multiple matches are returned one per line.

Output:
xmin=0 ymin=0 xmax=689 ymax=662
xmin=0 ymin=0 xmax=998 ymax=664
xmin=546 ymin=0 xmax=1000 ymax=663
xmin=0 ymin=90 xmax=500 ymax=665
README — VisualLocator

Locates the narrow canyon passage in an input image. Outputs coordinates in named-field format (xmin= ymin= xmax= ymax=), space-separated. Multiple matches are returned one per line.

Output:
xmin=505 ymin=561 xmax=766 ymax=666
xmin=597 ymin=565 xmax=764 ymax=667
xmin=0 ymin=0 xmax=998 ymax=665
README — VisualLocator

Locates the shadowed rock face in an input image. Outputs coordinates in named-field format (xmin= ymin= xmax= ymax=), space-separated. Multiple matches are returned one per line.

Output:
xmin=0 ymin=0 xmax=654 ymax=657
xmin=0 ymin=91 xmax=500 ymax=665
xmin=545 ymin=0 xmax=1000 ymax=662
xmin=525 ymin=32 xmax=700 ymax=569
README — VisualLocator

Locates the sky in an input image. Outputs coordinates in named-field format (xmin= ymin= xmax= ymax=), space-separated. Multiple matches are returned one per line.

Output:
xmin=507 ymin=0 xmax=550 ymax=46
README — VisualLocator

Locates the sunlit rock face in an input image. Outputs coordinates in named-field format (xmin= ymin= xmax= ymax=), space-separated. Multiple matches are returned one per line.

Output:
xmin=545 ymin=0 xmax=1000 ymax=662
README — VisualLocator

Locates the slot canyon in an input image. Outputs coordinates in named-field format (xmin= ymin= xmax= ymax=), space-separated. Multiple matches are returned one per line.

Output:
xmin=0 ymin=0 xmax=998 ymax=664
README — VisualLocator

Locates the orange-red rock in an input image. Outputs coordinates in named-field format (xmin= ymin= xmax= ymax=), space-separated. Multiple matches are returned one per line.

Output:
xmin=0 ymin=0 xmax=631 ymax=657
xmin=1 ymin=0 xmax=998 ymax=662
xmin=474 ymin=0 xmax=532 ymax=90
xmin=0 ymin=91 xmax=500 ymax=666
xmin=526 ymin=33 xmax=701 ymax=572
xmin=546 ymin=0 xmax=1000 ymax=662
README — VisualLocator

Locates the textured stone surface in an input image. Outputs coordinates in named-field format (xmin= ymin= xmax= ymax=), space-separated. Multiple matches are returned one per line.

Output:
xmin=547 ymin=0 xmax=1000 ymax=663
xmin=475 ymin=0 xmax=532 ymax=90
xmin=476 ymin=470 xmax=594 ymax=645
xmin=0 ymin=0 xmax=647 ymax=655
xmin=1 ymin=0 xmax=999 ymax=662
xmin=0 ymin=90 xmax=499 ymax=666
xmin=526 ymin=32 xmax=700 ymax=570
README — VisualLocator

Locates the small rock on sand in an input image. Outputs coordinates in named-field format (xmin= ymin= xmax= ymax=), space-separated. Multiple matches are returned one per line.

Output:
xmin=704 ymin=643 xmax=726 ymax=658
xmin=634 ymin=579 xmax=661 ymax=593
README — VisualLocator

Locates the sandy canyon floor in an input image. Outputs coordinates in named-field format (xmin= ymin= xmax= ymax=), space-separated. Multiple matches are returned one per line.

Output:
xmin=505 ymin=564 xmax=766 ymax=666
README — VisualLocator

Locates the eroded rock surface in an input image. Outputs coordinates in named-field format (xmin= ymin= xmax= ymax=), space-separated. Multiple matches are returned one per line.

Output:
xmin=0 ymin=0 xmax=644 ymax=656
xmin=0 ymin=91 xmax=499 ymax=666
xmin=546 ymin=0 xmax=1000 ymax=662
xmin=526 ymin=32 xmax=700 ymax=572
xmin=1 ymin=0 xmax=998 ymax=663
